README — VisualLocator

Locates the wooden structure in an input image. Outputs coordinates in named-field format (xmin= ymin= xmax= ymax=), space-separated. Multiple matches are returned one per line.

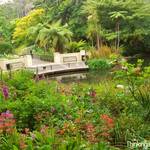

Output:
xmin=27 ymin=62 xmax=88 ymax=75
xmin=0 ymin=51 xmax=88 ymax=76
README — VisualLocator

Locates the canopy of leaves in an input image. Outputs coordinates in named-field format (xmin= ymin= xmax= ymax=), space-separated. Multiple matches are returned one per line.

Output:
xmin=13 ymin=8 xmax=45 ymax=47
xmin=36 ymin=21 xmax=72 ymax=53
xmin=0 ymin=0 xmax=150 ymax=55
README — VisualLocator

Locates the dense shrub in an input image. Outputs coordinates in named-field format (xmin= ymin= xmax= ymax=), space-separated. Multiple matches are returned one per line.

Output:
xmin=0 ymin=41 xmax=13 ymax=54
xmin=87 ymin=59 xmax=111 ymax=70
xmin=0 ymin=61 xmax=149 ymax=149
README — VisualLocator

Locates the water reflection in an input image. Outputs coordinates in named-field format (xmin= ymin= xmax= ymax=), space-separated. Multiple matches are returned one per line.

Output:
xmin=48 ymin=71 xmax=111 ymax=84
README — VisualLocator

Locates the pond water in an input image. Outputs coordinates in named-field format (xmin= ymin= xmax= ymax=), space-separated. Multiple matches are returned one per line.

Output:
xmin=48 ymin=71 xmax=111 ymax=84
xmin=47 ymin=57 xmax=149 ymax=84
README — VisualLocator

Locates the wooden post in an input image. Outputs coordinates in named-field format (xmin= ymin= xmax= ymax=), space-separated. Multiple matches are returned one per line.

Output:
xmin=42 ymin=74 xmax=45 ymax=79
xmin=0 ymin=69 xmax=3 ymax=81
xmin=68 ymin=63 xmax=70 ymax=68
xmin=85 ymin=51 xmax=87 ymax=62
xmin=50 ymin=65 xmax=52 ymax=70
xmin=35 ymin=67 xmax=39 ymax=81
xmin=9 ymin=65 xmax=12 ymax=79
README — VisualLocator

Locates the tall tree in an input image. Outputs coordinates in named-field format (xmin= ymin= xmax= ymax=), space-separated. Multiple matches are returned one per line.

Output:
xmin=36 ymin=21 xmax=72 ymax=53
xmin=12 ymin=8 xmax=45 ymax=53
xmin=109 ymin=11 xmax=127 ymax=51
xmin=82 ymin=0 xmax=105 ymax=50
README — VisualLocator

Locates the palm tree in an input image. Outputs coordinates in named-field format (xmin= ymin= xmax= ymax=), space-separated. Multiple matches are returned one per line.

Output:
xmin=36 ymin=21 xmax=72 ymax=53
xmin=109 ymin=11 xmax=127 ymax=51
xmin=27 ymin=23 xmax=44 ymax=45
xmin=82 ymin=0 xmax=106 ymax=50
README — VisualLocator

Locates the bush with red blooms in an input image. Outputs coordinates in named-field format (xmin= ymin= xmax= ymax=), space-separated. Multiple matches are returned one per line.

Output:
xmin=40 ymin=125 xmax=49 ymax=135
xmin=0 ymin=110 xmax=16 ymax=134
xmin=19 ymin=135 xmax=27 ymax=150
xmin=90 ymin=90 xmax=96 ymax=98
xmin=84 ymin=122 xmax=97 ymax=143
xmin=100 ymin=114 xmax=114 ymax=139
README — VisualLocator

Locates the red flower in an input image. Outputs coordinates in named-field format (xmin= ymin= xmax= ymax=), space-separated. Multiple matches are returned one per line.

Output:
xmin=74 ymin=118 xmax=81 ymax=124
xmin=101 ymin=132 xmax=110 ymax=137
xmin=90 ymin=90 xmax=96 ymax=98
xmin=19 ymin=140 xmax=27 ymax=150
xmin=0 ymin=124 xmax=4 ymax=129
xmin=57 ymin=129 xmax=65 ymax=135
xmin=85 ymin=123 xmax=95 ymax=133
xmin=100 ymin=114 xmax=115 ymax=140
xmin=84 ymin=123 xmax=97 ymax=143
xmin=100 ymin=114 xmax=114 ymax=128
xmin=24 ymin=128 xmax=30 ymax=134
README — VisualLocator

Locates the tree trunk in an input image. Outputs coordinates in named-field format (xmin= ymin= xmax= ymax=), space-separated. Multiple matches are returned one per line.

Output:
xmin=117 ymin=21 xmax=120 ymax=51
xmin=99 ymin=36 xmax=103 ymax=48
xmin=115 ymin=24 xmax=117 ymax=51
xmin=91 ymin=39 xmax=94 ymax=48
xmin=96 ymin=33 xmax=100 ymax=50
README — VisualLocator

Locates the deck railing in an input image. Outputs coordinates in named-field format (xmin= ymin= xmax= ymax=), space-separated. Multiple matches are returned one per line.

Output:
xmin=27 ymin=62 xmax=88 ymax=75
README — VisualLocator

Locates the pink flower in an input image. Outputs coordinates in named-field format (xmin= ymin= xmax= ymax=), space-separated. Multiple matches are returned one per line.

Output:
xmin=1 ymin=111 xmax=13 ymax=118
xmin=30 ymin=133 xmax=36 ymax=140
xmin=2 ymin=86 xmax=9 ymax=99
xmin=85 ymin=123 xmax=95 ymax=133
xmin=40 ymin=125 xmax=48 ymax=134
xmin=90 ymin=90 xmax=96 ymax=98
xmin=101 ymin=132 xmax=110 ymax=137
xmin=0 ymin=110 xmax=15 ymax=133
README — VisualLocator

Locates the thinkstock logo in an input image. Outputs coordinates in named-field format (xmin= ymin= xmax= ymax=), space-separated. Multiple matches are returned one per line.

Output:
xmin=127 ymin=140 xmax=150 ymax=150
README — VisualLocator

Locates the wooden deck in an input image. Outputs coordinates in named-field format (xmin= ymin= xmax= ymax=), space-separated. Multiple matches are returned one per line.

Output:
xmin=27 ymin=62 xmax=89 ymax=75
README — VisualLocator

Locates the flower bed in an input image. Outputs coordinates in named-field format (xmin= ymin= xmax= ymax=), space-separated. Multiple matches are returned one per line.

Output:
xmin=0 ymin=61 xmax=149 ymax=149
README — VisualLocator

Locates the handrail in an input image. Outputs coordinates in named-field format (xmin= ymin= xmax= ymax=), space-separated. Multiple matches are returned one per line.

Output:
xmin=28 ymin=62 xmax=85 ymax=68
xmin=27 ymin=62 xmax=88 ymax=74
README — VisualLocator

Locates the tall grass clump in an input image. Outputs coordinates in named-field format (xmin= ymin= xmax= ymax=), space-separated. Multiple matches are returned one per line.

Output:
xmin=90 ymin=46 xmax=113 ymax=59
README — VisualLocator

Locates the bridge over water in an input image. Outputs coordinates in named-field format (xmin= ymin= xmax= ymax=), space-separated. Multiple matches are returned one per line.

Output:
xmin=0 ymin=51 xmax=89 ymax=76
xmin=28 ymin=61 xmax=88 ymax=75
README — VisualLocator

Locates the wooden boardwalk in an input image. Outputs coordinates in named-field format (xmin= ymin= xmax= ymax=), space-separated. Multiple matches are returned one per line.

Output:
xmin=27 ymin=62 xmax=89 ymax=75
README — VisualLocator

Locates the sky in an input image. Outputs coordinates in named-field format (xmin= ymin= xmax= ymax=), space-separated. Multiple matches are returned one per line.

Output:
xmin=0 ymin=0 xmax=13 ymax=4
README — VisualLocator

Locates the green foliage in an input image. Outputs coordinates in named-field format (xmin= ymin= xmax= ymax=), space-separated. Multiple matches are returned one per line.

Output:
xmin=12 ymin=8 xmax=45 ymax=50
xmin=113 ymin=60 xmax=150 ymax=139
xmin=87 ymin=59 xmax=111 ymax=70
xmin=1 ymin=0 xmax=150 ymax=55
xmin=67 ymin=40 xmax=87 ymax=53
xmin=5 ymin=70 xmax=33 ymax=91
xmin=33 ymin=47 xmax=54 ymax=62
xmin=0 ymin=0 xmax=150 ymax=149
xmin=0 ymin=14 xmax=14 ymax=54
xmin=0 ymin=41 xmax=13 ymax=54
xmin=0 ymin=62 xmax=149 ymax=149
xmin=36 ymin=21 xmax=72 ymax=53
xmin=0 ymin=16 xmax=13 ymax=41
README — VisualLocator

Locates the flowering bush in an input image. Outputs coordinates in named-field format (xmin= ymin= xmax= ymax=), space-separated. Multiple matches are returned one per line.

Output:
xmin=0 ymin=110 xmax=15 ymax=134
xmin=100 ymin=114 xmax=114 ymax=139
xmin=84 ymin=122 xmax=97 ymax=143
xmin=0 ymin=68 xmax=149 ymax=149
